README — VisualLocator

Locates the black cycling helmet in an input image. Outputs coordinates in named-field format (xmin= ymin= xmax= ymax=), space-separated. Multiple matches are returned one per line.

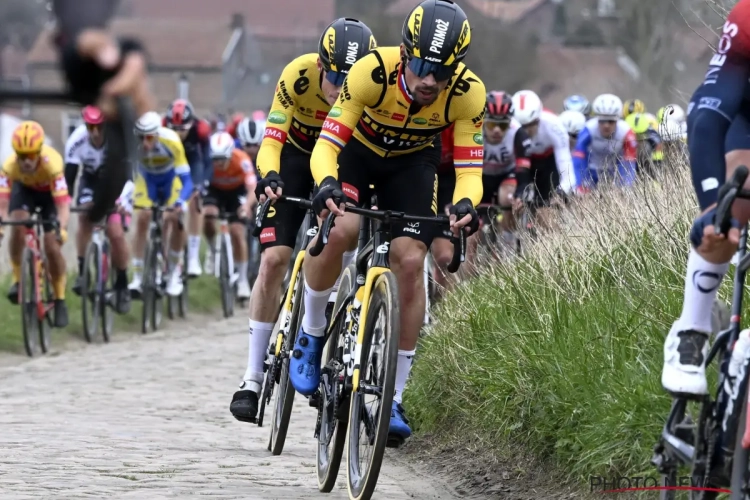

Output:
xmin=402 ymin=0 xmax=471 ymax=67
xmin=318 ymin=18 xmax=376 ymax=85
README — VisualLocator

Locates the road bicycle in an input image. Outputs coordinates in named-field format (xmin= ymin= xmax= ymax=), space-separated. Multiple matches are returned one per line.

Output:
xmin=133 ymin=203 xmax=186 ymax=334
xmin=651 ymin=165 xmax=750 ymax=500
xmin=204 ymin=210 xmax=239 ymax=318
xmin=0 ymin=208 xmax=60 ymax=357
xmin=254 ymin=199 xmax=318 ymax=454
xmin=71 ymin=207 xmax=128 ymax=343
xmin=259 ymin=196 xmax=465 ymax=500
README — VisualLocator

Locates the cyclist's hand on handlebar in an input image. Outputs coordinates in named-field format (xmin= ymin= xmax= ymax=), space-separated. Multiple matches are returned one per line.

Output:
xmin=312 ymin=176 xmax=345 ymax=217
xmin=449 ymin=198 xmax=479 ymax=236
xmin=255 ymin=172 xmax=284 ymax=203
xmin=173 ymin=200 xmax=187 ymax=214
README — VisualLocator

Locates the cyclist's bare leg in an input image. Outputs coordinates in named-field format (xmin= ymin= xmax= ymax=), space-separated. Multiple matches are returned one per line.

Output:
xmin=187 ymin=195 xmax=203 ymax=274
xmin=230 ymin=222 xmax=247 ymax=266
xmin=130 ymin=209 xmax=150 ymax=283
xmin=390 ymin=237 xmax=428 ymax=351
xmin=430 ymin=237 xmax=453 ymax=298
xmin=498 ymin=182 xmax=515 ymax=234
xmin=43 ymin=232 xmax=66 ymax=300
xmin=106 ymin=216 xmax=130 ymax=271
xmin=7 ymin=209 xmax=29 ymax=284
xmin=202 ymin=205 xmax=217 ymax=256
xmin=166 ymin=213 xmax=184 ymax=261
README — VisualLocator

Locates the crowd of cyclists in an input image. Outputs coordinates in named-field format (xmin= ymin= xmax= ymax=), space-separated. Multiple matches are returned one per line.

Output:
xmin=2 ymin=0 xmax=737 ymax=496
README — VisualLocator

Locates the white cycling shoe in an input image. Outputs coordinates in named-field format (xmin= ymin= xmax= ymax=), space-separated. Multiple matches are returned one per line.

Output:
xmin=237 ymin=279 xmax=251 ymax=299
xmin=187 ymin=256 xmax=202 ymax=278
xmin=128 ymin=275 xmax=143 ymax=298
xmin=661 ymin=322 xmax=709 ymax=396
xmin=166 ymin=270 xmax=184 ymax=297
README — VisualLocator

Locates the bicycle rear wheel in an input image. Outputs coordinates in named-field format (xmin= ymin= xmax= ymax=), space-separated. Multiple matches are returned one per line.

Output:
xmin=731 ymin=386 xmax=750 ymax=499
xmin=269 ymin=262 xmax=304 ymax=455
xmin=178 ymin=245 xmax=189 ymax=318
xmin=39 ymin=263 xmax=53 ymax=353
xmin=82 ymin=241 xmax=100 ymax=343
xmin=347 ymin=271 xmax=400 ymax=500
xmin=317 ymin=264 xmax=354 ymax=492
xmin=151 ymin=248 xmax=164 ymax=331
xmin=141 ymin=243 xmax=156 ymax=334
xmin=220 ymin=238 xmax=233 ymax=318
xmin=20 ymin=247 xmax=39 ymax=357
xmin=100 ymin=242 xmax=114 ymax=342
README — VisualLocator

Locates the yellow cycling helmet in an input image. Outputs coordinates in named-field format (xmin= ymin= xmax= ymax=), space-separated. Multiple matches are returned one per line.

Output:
xmin=12 ymin=121 xmax=45 ymax=155
xmin=622 ymin=99 xmax=646 ymax=119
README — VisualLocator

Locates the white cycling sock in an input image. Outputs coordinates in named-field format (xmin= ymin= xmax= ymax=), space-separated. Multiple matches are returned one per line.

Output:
xmin=168 ymin=250 xmax=182 ymax=274
xmin=131 ymin=258 xmax=143 ymax=280
xmin=302 ymin=281 xmax=332 ymax=337
xmin=188 ymin=235 xmax=201 ymax=261
xmin=674 ymin=249 xmax=728 ymax=334
xmin=243 ymin=319 xmax=274 ymax=383
xmin=330 ymin=250 xmax=357 ymax=302
xmin=393 ymin=349 xmax=415 ymax=405
xmin=237 ymin=260 xmax=248 ymax=280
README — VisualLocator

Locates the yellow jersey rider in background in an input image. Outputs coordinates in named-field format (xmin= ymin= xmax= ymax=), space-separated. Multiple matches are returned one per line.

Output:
xmin=0 ymin=121 xmax=72 ymax=327
xmin=287 ymin=0 xmax=485 ymax=443
xmin=622 ymin=99 xmax=663 ymax=177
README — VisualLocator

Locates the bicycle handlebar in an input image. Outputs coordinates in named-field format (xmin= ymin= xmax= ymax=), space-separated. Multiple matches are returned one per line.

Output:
xmin=715 ymin=165 xmax=750 ymax=237
xmin=255 ymin=195 xmax=466 ymax=273
xmin=0 ymin=216 xmax=61 ymax=239
xmin=132 ymin=204 xmax=185 ymax=231
xmin=71 ymin=206 xmax=130 ymax=232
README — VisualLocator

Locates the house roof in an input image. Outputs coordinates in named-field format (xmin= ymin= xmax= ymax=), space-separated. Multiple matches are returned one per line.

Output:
xmin=27 ymin=19 xmax=231 ymax=68
xmin=119 ymin=0 xmax=334 ymax=39
xmin=386 ymin=0 xmax=548 ymax=21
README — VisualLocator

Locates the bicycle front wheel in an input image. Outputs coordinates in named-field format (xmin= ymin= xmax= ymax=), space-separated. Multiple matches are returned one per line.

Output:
xmin=38 ymin=261 xmax=53 ymax=353
xmin=219 ymin=238 xmax=233 ymax=318
xmin=141 ymin=243 xmax=156 ymax=334
xmin=82 ymin=241 xmax=100 ymax=343
xmin=347 ymin=271 xmax=400 ymax=500
xmin=100 ymin=242 xmax=114 ymax=342
xmin=178 ymin=245 xmax=189 ymax=318
xmin=20 ymin=247 xmax=39 ymax=357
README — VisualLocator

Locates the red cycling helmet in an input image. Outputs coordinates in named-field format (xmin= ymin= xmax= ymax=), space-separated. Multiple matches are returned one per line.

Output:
xmin=226 ymin=112 xmax=245 ymax=138
xmin=486 ymin=91 xmax=513 ymax=123
xmin=165 ymin=99 xmax=195 ymax=129
xmin=81 ymin=105 xmax=105 ymax=125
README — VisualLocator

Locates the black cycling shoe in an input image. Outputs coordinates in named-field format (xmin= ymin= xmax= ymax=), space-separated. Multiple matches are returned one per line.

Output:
xmin=53 ymin=299 xmax=69 ymax=328
xmin=230 ymin=388 xmax=259 ymax=423
xmin=114 ymin=287 xmax=131 ymax=314
xmin=71 ymin=275 xmax=83 ymax=297
xmin=7 ymin=282 xmax=19 ymax=305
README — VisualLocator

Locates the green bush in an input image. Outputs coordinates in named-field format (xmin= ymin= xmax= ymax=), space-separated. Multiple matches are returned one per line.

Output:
xmin=406 ymin=163 xmax=724 ymax=482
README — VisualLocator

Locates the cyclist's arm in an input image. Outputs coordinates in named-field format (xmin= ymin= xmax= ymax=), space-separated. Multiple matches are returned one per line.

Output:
xmin=63 ymin=127 xmax=85 ymax=197
xmin=311 ymin=52 xmax=383 ymax=184
xmin=164 ymin=136 xmax=194 ymax=203
xmin=199 ymin=120 xmax=213 ymax=186
xmin=617 ymin=128 xmax=638 ymax=186
xmin=552 ymin=122 xmax=576 ymax=192
xmin=572 ymin=127 xmax=592 ymax=188
xmin=449 ymin=76 xmax=487 ymax=206
xmin=50 ymin=168 xmax=71 ymax=230
xmin=255 ymin=60 xmax=305 ymax=177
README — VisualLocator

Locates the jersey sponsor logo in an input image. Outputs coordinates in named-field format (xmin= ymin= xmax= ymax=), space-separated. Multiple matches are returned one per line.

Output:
xmin=698 ymin=96 xmax=721 ymax=111
xmin=345 ymin=41 xmax=360 ymax=65
xmin=338 ymin=80 xmax=352 ymax=103
xmin=259 ymin=227 xmax=276 ymax=244
xmin=451 ymin=20 xmax=471 ymax=62
xmin=430 ymin=19 xmax=450 ymax=54
xmin=429 ymin=113 xmax=441 ymax=123
xmin=276 ymin=81 xmax=294 ymax=109
xmin=473 ymin=133 xmax=483 ymax=145
xmin=413 ymin=117 xmax=427 ymax=124
xmin=455 ymin=145 xmax=483 ymax=159
xmin=392 ymin=113 xmax=406 ymax=121
xmin=264 ymin=127 xmax=287 ymax=143
xmin=704 ymin=21 xmax=739 ymax=85
xmin=289 ymin=117 xmax=321 ymax=149
xmin=329 ymin=107 xmax=343 ymax=118
xmin=54 ymin=176 xmax=68 ymax=193
xmin=472 ymin=108 xmax=485 ymax=126
xmin=322 ymin=119 xmax=353 ymax=142
xmin=326 ymin=28 xmax=337 ymax=71
xmin=268 ymin=111 xmax=287 ymax=124
xmin=409 ymin=8 xmax=423 ymax=57
xmin=294 ymin=74 xmax=310 ymax=95
xmin=315 ymin=110 xmax=329 ymax=120
xmin=342 ymin=182 xmax=359 ymax=202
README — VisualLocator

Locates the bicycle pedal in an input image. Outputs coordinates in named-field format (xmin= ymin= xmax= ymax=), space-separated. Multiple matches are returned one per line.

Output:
xmin=386 ymin=435 xmax=406 ymax=449
xmin=308 ymin=391 xmax=321 ymax=408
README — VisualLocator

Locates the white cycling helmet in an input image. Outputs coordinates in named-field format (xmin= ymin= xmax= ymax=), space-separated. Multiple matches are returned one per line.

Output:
xmin=209 ymin=132 xmax=235 ymax=160
xmin=559 ymin=110 xmax=586 ymax=136
xmin=664 ymin=104 xmax=686 ymax=124
xmin=237 ymin=118 xmax=265 ymax=146
xmin=134 ymin=111 xmax=162 ymax=135
xmin=592 ymin=94 xmax=623 ymax=120
xmin=660 ymin=120 xmax=685 ymax=142
xmin=512 ymin=90 xmax=543 ymax=126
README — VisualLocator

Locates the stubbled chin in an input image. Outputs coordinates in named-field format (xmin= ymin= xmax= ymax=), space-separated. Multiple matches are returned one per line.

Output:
xmin=327 ymin=97 xmax=337 ymax=106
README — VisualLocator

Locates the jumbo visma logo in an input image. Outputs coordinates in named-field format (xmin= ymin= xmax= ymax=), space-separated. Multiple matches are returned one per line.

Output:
xmin=473 ymin=133 xmax=483 ymax=145
xmin=326 ymin=27 xmax=337 ymax=71
xmin=408 ymin=7 xmax=423 ymax=57
xmin=413 ymin=117 xmax=427 ymax=125
xmin=268 ymin=111 xmax=287 ymax=125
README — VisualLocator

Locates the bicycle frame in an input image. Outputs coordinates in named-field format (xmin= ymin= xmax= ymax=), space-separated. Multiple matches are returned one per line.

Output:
xmin=23 ymin=226 xmax=52 ymax=320
xmin=211 ymin=217 xmax=236 ymax=283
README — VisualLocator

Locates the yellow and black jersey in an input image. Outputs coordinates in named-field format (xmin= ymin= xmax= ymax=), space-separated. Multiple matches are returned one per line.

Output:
xmin=256 ymin=53 xmax=331 ymax=177
xmin=311 ymin=46 xmax=486 ymax=205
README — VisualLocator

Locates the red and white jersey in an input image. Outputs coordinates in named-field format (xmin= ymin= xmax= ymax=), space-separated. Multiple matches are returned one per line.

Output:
xmin=525 ymin=110 xmax=576 ymax=192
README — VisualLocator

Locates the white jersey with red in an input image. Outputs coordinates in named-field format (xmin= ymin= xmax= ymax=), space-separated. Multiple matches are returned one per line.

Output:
xmin=524 ymin=110 xmax=576 ymax=192
xmin=483 ymin=118 xmax=531 ymax=176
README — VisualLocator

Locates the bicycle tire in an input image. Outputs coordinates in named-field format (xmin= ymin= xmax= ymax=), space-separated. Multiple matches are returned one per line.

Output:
xmin=20 ymin=247 xmax=39 ymax=357
xmin=317 ymin=264 xmax=355 ymax=492
xmin=347 ymin=271 xmax=400 ymax=500
xmin=81 ymin=241 xmax=100 ymax=343
xmin=178 ymin=245 xmax=189 ymax=319
xmin=39 ymin=257 xmax=53 ymax=353
xmin=269 ymin=263 xmax=304 ymax=456
xmin=731 ymin=389 xmax=750 ymax=499
xmin=220 ymin=237 xmax=233 ymax=318
xmin=101 ymin=242 xmax=113 ymax=342
xmin=258 ymin=305 xmax=285 ymax=428
xmin=140 ymin=243 xmax=155 ymax=334
xmin=151 ymin=246 xmax=164 ymax=331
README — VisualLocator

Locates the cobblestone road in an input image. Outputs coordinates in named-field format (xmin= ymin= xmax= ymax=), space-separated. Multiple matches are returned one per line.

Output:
xmin=0 ymin=316 xmax=464 ymax=499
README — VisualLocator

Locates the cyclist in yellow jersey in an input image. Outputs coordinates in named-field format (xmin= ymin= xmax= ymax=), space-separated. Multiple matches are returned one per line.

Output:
xmin=0 ymin=121 xmax=71 ymax=327
xmin=279 ymin=0 xmax=485 ymax=443
xmin=229 ymin=18 xmax=375 ymax=423
xmin=128 ymin=112 xmax=193 ymax=299
xmin=625 ymin=112 xmax=664 ymax=176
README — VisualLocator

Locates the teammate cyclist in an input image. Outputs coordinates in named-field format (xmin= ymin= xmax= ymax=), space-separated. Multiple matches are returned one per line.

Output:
xmin=66 ymin=105 xmax=133 ymax=313
xmin=202 ymin=131 xmax=255 ymax=299
xmin=661 ymin=0 xmax=750 ymax=397
xmin=559 ymin=110 xmax=586 ymax=151
xmin=164 ymin=99 xmax=212 ymax=278
xmin=291 ymin=0 xmax=485 ymax=444
xmin=229 ymin=18 xmax=376 ymax=423
xmin=0 ymin=121 xmax=71 ymax=327
xmin=573 ymin=94 xmax=638 ymax=188
xmin=128 ymin=112 xmax=193 ymax=298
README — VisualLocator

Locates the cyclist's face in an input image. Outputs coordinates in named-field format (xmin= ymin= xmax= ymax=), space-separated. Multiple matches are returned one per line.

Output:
xmin=16 ymin=152 xmax=40 ymax=173
xmin=140 ymin=134 xmax=158 ymax=151
xmin=320 ymin=74 xmax=341 ymax=106
xmin=598 ymin=119 xmax=616 ymax=137
xmin=242 ymin=144 xmax=259 ymax=161
xmin=403 ymin=69 xmax=448 ymax=106
xmin=484 ymin=121 xmax=507 ymax=144
xmin=87 ymin=124 xmax=104 ymax=148
xmin=169 ymin=121 xmax=192 ymax=141
xmin=522 ymin=121 xmax=540 ymax=138
xmin=212 ymin=158 xmax=229 ymax=170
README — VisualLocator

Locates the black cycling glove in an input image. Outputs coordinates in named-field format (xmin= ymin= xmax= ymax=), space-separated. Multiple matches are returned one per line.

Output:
xmin=254 ymin=171 xmax=284 ymax=199
xmin=449 ymin=198 xmax=479 ymax=236
xmin=312 ymin=176 xmax=345 ymax=216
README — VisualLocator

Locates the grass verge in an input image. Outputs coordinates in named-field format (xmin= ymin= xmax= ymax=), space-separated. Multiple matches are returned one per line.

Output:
xmin=406 ymin=161 xmax=728 ymax=488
